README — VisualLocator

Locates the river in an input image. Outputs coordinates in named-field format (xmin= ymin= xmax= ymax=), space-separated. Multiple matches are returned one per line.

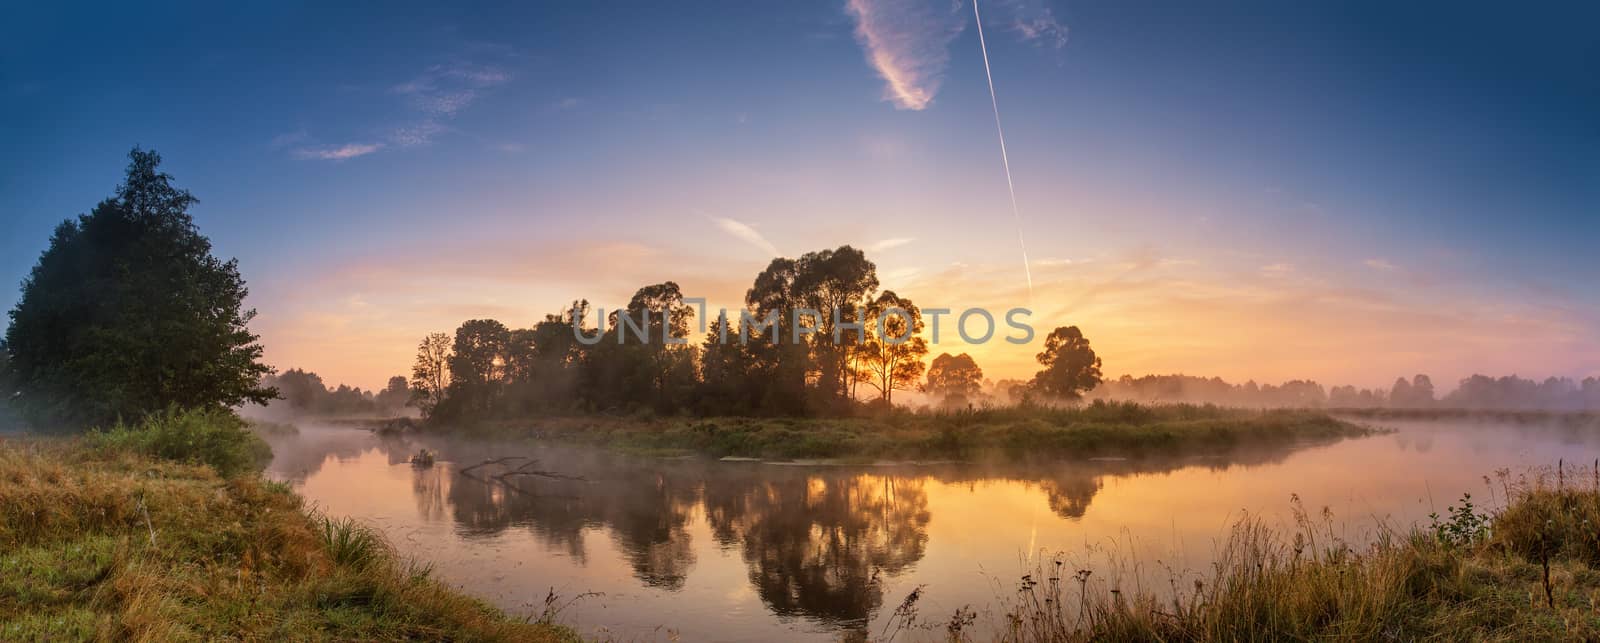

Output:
xmin=261 ymin=416 xmax=1596 ymax=641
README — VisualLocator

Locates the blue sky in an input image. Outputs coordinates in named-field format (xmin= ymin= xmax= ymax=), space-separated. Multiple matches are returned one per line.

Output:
xmin=3 ymin=0 xmax=1596 ymax=389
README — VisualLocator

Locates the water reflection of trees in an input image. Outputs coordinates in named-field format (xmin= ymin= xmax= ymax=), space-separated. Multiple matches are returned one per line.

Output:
xmin=707 ymin=472 xmax=930 ymax=630
xmin=427 ymin=450 xmax=932 ymax=630
xmin=1040 ymin=475 xmax=1102 ymax=519
xmin=421 ymin=442 xmax=1339 ymax=630
xmin=442 ymin=451 xmax=701 ymax=589
xmin=265 ymin=426 xmax=1351 ymax=631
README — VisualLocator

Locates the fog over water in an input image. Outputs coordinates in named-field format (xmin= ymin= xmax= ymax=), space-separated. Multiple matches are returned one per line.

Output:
xmin=264 ymin=417 xmax=1600 ymax=641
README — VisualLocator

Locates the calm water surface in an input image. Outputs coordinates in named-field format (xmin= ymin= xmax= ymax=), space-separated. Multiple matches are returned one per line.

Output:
xmin=263 ymin=418 xmax=1598 ymax=641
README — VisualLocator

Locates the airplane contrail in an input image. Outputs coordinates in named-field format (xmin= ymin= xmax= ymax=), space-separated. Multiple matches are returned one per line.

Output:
xmin=972 ymin=0 xmax=1034 ymax=297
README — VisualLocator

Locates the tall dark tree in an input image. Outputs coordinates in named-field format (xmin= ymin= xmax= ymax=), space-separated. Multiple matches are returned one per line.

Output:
xmin=0 ymin=349 xmax=13 ymax=396
xmin=503 ymin=328 xmax=539 ymax=384
xmin=588 ymin=282 xmax=697 ymax=412
xmin=698 ymin=312 xmax=749 ymax=413
xmin=794 ymin=246 xmax=878 ymax=404
xmin=744 ymin=258 xmax=809 ymax=414
xmin=444 ymin=319 xmax=511 ymax=416
xmin=1031 ymin=326 xmax=1103 ymax=400
xmin=3 ymin=148 xmax=274 ymax=428
xmin=523 ymin=300 xmax=590 ymax=410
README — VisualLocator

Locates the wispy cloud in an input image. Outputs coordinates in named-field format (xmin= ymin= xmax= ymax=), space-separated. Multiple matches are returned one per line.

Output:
xmin=871 ymin=237 xmax=915 ymax=251
xmin=389 ymin=121 xmax=449 ymax=147
xmin=845 ymin=0 xmax=966 ymax=110
xmin=292 ymin=143 xmax=385 ymax=161
xmin=391 ymin=62 xmax=511 ymax=116
xmin=844 ymin=0 xmax=1068 ymax=110
xmin=292 ymin=57 xmax=512 ymax=161
xmin=1260 ymin=263 xmax=1295 ymax=276
xmin=1364 ymin=258 xmax=1397 ymax=271
xmin=712 ymin=217 xmax=780 ymax=257
xmin=1008 ymin=0 xmax=1069 ymax=49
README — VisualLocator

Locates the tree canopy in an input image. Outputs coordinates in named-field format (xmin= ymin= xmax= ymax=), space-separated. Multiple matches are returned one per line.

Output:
xmin=3 ymin=148 xmax=275 ymax=428
xmin=853 ymin=290 xmax=928 ymax=404
xmin=1031 ymin=326 xmax=1103 ymax=400
xmin=925 ymin=353 xmax=985 ymax=406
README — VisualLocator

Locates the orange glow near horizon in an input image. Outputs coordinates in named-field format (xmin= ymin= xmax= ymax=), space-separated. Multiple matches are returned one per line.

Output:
xmin=252 ymin=228 xmax=1597 ymax=395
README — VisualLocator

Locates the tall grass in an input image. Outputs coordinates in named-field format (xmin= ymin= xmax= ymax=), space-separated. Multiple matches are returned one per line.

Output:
xmin=982 ymin=464 xmax=1600 ymax=642
xmin=88 ymin=406 xmax=271 ymax=477
xmin=0 ymin=433 xmax=576 ymax=641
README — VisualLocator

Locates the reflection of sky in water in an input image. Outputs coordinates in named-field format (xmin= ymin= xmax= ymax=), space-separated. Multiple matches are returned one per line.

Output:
xmin=264 ymin=419 xmax=1600 ymax=641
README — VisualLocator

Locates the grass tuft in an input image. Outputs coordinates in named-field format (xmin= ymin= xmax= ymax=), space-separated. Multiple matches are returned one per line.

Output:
xmin=315 ymin=515 xmax=388 ymax=571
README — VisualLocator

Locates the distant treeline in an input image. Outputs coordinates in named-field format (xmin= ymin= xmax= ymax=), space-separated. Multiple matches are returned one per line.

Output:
xmin=256 ymin=369 xmax=411 ymax=417
xmin=1080 ymin=373 xmax=1600 ymax=411
xmin=400 ymin=246 xmax=1104 ymax=423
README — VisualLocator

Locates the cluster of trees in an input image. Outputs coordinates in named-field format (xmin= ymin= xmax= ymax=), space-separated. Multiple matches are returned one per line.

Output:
xmin=1444 ymin=374 xmax=1600 ymax=411
xmin=2 ymin=149 xmax=275 ymax=430
xmin=1085 ymin=372 xmax=1600 ymax=410
xmin=260 ymin=369 xmax=410 ymax=417
xmin=1086 ymin=375 xmax=1332 ymax=407
xmin=407 ymin=247 xmax=1104 ymax=422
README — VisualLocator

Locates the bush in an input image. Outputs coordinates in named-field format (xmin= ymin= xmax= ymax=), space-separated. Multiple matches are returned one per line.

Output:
xmin=90 ymin=406 xmax=271 ymax=477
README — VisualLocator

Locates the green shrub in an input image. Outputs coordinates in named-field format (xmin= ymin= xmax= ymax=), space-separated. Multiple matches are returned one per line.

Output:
xmin=90 ymin=406 xmax=271 ymax=477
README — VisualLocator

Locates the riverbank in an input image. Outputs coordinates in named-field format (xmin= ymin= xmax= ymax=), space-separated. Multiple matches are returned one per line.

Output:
xmin=444 ymin=402 xmax=1376 ymax=462
xmin=0 ymin=422 xmax=576 ymax=641
xmin=1336 ymin=406 xmax=1600 ymax=427
xmin=982 ymin=464 xmax=1600 ymax=641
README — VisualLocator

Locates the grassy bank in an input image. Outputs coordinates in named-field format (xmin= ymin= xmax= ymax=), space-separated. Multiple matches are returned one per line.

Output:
xmin=454 ymin=402 xmax=1374 ymax=462
xmin=0 ymin=411 xmax=576 ymax=641
xmin=982 ymin=465 xmax=1600 ymax=641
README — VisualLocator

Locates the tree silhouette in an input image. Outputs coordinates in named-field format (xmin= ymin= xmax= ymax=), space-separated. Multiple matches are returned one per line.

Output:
xmin=374 ymin=375 xmax=410 ymax=413
xmin=443 ymin=319 xmax=511 ymax=417
xmin=745 ymin=258 xmax=810 ymax=415
xmin=853 ymin=291 xmax=928 ymax=404
xmin=272 ymin=368 xmax=330 ymax=412
xmin=925 ymin=353 xmax=984 ymax=407
xmin=794 ymin=247 xmax=878 ymax=406
xmin=700 ymin=312 xmax=756 ymax=414
xmin=3 ymin=148 xmax=273 ymax=428
xmin=409 ymin=332 xmax=453 ymax=417
xmin=1031 ymin=326 xmax=1103 ymax=400
xmin=584 ymin=282 xmax=698 ymax=412
xmin=1408 ymin=374 xmax=1436 ymax=407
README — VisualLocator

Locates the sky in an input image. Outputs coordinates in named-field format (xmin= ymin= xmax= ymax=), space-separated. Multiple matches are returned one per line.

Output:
xmin=2 ymin=0 xmax=1597 ymax=392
